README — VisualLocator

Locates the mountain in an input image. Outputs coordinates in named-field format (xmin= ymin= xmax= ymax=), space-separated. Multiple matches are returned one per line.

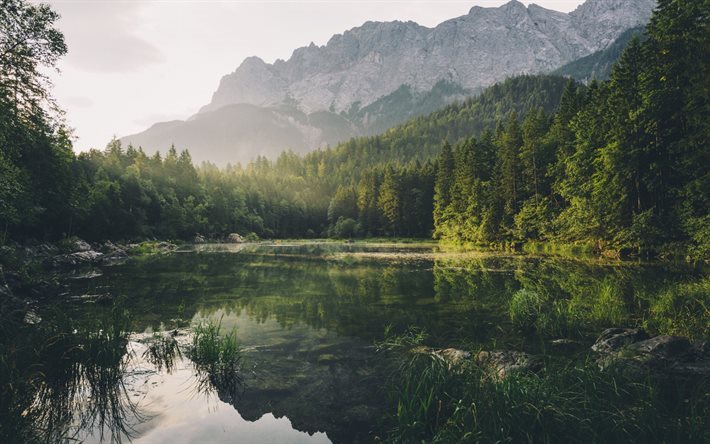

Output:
xmin=554 ymin=26 xmax=647 ymax=81
xmin=122 ymin=0 xmax=656 ymax=165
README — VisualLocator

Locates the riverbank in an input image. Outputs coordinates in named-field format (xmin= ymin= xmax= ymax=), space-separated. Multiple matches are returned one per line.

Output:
xmin=380 ymin=327 xmax=709 ymax=443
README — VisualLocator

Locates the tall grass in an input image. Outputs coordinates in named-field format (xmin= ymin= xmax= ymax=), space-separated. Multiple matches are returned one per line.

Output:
xmin=644 ymin=277 xmax=710 ymax=341
xmin=188 ymin=319 xmax=244 ymax=400
xmin=509 ymin=278 xmax=631 ymax=337
xmin=383 ymin=332 xmax=709 ymax=443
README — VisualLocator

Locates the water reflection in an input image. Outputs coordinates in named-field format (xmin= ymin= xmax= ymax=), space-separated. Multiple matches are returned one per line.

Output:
xmin=2 ymin=243 xmax=705 ymax=443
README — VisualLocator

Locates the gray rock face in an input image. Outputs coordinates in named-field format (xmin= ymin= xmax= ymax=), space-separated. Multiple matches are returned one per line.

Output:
xmin=202 ymin=0 xmax=655 ymax=115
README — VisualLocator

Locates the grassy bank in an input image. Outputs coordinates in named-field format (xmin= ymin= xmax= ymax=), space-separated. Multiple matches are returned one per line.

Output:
xmin=380 ymin=332 xmax=709 ymax=443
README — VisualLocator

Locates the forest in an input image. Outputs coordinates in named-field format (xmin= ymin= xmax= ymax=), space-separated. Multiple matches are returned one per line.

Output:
xmin=0 ymin=0 xmax=707 ymax=259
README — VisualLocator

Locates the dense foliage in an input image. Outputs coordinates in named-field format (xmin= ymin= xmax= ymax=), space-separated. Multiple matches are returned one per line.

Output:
xmin=435 ymin=0 xmax=709 ymax=257
xmin=0 ymin=0 xmax=707 ymax=258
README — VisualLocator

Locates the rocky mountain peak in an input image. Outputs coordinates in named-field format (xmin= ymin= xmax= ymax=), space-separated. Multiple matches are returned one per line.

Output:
xmin=198 ymin=0 xmax=654 ymax=116
xmin=125 ymin=0 xmax=657 ymax=165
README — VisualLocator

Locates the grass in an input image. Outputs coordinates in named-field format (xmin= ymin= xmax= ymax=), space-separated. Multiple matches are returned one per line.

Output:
xmin=508 ymin=277 xmax=633 ymax=338
xmin=381 ymin=329 xmax=709 ymax=444
xmin=644 ymin=277 xmax=710 ymax=341
xmin=508 ymin=276 xmax=709 ymax=341
xmin=188 ymin=318 xmax=244 ymax=399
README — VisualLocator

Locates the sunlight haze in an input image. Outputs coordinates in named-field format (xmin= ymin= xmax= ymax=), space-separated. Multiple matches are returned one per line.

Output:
xmin=39 ymin=0 xmax=586 ymax=152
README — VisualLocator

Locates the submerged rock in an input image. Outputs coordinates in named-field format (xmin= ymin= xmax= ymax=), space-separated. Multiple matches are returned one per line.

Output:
xmin=475 ymin=350 xmax=543 ymax=380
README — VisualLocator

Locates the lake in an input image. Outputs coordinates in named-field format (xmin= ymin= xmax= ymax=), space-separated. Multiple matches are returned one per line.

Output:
xmin=12 ymin=242 xmax=707 ymax=443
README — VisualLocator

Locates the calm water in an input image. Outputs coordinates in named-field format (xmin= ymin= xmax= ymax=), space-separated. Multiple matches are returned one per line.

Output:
xmin=17 ymin=242 xmax=707 ymax=443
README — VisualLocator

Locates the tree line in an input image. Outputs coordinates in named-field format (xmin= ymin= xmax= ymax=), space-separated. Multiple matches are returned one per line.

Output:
xmin=0 ymin=0 xmax=707 ymax=258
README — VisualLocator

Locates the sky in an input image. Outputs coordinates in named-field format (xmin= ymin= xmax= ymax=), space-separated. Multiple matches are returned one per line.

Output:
xmin=37 ymin=0 xmax=586 ymax=152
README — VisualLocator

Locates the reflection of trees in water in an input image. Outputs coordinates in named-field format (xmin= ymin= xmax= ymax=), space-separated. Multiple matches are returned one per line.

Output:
xmin=433 ymin=256 xmax=705 ymax=339
xmin=0 ymin=302 xmax=243 ymax=444
xmin=1 ymin=306 xmax=143 ymax=443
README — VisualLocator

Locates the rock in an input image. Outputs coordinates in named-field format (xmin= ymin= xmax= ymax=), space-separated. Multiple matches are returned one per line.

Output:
xmin=23 ymin=310 xmax=42 ymax=325
xmin=475 ymin=350 xmax=543 ymax=380
xmin=21 ymin=243 xmax=59 ymax=259
xmin=551 ymin=338 xmax=577 ymax=346
xmin=98 ymin=241 xmax=127 ymax=255
xmin=227 ymin=233 xmax=244 ymax=243
xmin=52 ymin=250 xmax=104 ymax=267
xmin=591 ymin=327 xmax=650 ymax=354
xmin=68 ymin=293 xmax=113 ymax=304
xmin=593 ymin=331 xmax=710 ymax=393
xmin=437 ymin=348 xmax=472 ymax=367
xmin=204 ymin=1 xmax=654 ymax=115
xmin=0 ymin=283 xmax=12 ymax=299
xmin=98 ymin=242 xmax=129 ymax=265
xmin=72 ymin=239 xmax=93 ymax=252
xmin=194 ymin=234 xmax=207 ymax=244
xmin=67 ymin=269 xmax=104 ymax=280
xmin=156 ymin=242 xmax=177 ymax=253
xmin=411 ymin=346 xmax=472 ymax=369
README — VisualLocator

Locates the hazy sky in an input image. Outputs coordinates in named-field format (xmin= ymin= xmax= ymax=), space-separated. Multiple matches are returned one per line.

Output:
xmin=38 ymin=0 xmax=586 ymax=151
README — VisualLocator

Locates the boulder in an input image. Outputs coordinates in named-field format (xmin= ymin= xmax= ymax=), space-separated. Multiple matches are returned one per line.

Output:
xmin=411 ymin=346 xmax=472 ymax=369
xmin=51 ymin=250 xmax=104 ymax=267
xmin=98 ymin=241 xmax=127 ymax=254
xmin=227 ymin=233 xmax=244 ymax=243
xmin=591 ymin=327 xmax=650 ymax=354
xmin=98 ymin=242 xmax=129 ymax=265
xmin=593 ymin=331 xmax=710 ymax=393
xmin=72 ymin=239 xmax=93 ymax=252
xmin=194 ymin=234 xmax=207 ymax=244
xmin=475 ymin=350 xmax=543 ymax=380
xmin=24 ymin=243 xmax=59 ymax=258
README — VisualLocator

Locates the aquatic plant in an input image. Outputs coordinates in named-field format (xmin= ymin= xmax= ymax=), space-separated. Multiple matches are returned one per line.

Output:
xmin=188 ymin=319 xmax=244 ymax=400
xmin=383 ymin=329 xmax=709 ymax=443
xmin=644 ymin=277 xmax=710 ymax=341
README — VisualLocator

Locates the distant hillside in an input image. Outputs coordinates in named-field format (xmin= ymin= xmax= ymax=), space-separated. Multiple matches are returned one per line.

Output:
xmin=554 ymin=26 xmax=647 ymax=81
xmin=305 ymin=75 xmax=573 ymax=178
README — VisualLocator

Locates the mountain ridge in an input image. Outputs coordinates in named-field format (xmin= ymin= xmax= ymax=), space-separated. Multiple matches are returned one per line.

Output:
xmin=122 ymin=0 xmax=656 ymax=165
